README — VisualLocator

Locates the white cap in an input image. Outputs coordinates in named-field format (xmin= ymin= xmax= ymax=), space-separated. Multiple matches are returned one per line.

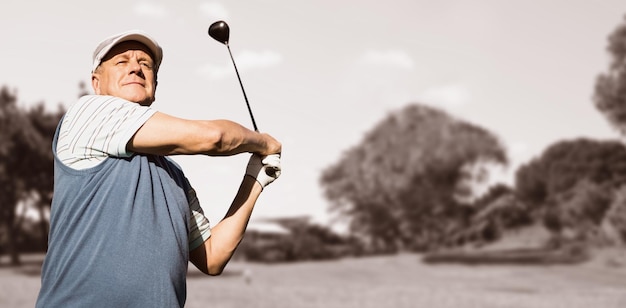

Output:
xmin=92 ymin=30 xmax=163 ymax=73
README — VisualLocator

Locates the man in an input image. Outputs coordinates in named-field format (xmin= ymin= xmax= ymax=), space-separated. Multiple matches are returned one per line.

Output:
xmin=36 ymin=30 xmax=282 ymax=307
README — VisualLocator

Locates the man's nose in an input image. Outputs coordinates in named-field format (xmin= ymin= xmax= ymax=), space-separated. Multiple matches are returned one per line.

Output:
xmin=128 ymin=59 xmax=144 ymax=77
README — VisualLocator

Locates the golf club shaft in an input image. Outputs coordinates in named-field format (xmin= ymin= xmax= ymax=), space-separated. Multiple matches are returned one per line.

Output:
xmin=227 ymin=44 xmax=259 ymax=132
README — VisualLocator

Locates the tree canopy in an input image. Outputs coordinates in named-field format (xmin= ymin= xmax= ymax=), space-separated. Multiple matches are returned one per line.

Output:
xmin=516 ymin=138 xmax=626 ymax=209
xmin=594 ymin=15 xmax=626 ymax=133
xmin=320 ymin=103 xmax=507 ymax=252
xmin=515 ymin=138 xmax=626 ymax=243
xmin=0 ymin=86 xmax=63 ymax=264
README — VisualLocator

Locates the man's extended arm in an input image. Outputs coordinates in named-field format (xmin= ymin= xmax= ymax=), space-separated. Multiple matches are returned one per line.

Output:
xmin=128 ymin=111 xmax=281 ymax=156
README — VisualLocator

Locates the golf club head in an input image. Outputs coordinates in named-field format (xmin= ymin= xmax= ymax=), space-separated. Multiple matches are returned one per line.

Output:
xmin=208 ymin=20 xmax=230 ymax=45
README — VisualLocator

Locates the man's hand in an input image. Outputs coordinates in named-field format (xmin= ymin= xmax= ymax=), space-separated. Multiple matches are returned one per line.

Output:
xmin=245 ymin=154 xmax=281 ymax=188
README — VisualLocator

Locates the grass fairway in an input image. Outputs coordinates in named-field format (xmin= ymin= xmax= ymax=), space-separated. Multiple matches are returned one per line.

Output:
xmin=2 ymin=252 xmax=625 ymax=307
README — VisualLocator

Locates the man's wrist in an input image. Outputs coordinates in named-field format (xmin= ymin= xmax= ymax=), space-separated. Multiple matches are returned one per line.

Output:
xmin=243 ymin=174 xmax=264 ymax=191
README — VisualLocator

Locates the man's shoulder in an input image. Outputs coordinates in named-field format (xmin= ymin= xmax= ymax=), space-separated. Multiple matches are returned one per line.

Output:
xmin=73 ymin=94 xmax=131 ymax=107
xmin=66 ymin=95 xmax=152 ymax=119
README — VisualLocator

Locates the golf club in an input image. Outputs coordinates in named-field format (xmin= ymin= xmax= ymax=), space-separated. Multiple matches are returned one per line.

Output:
xmin=208 ymin=20 xmax=259 ymax=132
xmin=209 ymin=20 xmax=279 ymax=177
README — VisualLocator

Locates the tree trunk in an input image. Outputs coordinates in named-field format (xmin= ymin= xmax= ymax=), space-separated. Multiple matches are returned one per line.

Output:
xmin=5 ymin=224 xmax=21 ymax=266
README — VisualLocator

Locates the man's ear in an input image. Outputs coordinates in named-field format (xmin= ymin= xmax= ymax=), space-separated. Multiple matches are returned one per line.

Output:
xmin=91 ymin=73 xmax=100 ymax=94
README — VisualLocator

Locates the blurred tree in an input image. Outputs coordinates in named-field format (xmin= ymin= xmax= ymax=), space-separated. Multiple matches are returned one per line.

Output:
xmin=78 ymin=81 xmax=90 ymax=97
xmin=514 ymin=156 xmax=548 ymax=209
xmin=25 ymin=103 xmax=64 ymax=251
xmin=604 ymin=185 xmax=626 ymax=244
xmin=594 ymin=15 xmax=626 ymax=133
xmin=443 ymin=183 xmax=533 ymax=247
xmin=473 ymin=183 xmax=514 ymax=212
xmin=0 ymin=87 xmax=41 ymax=265
xmin=516 ymin=138 xmax=626 ymax=210
xmin=0 ymin=86 xmax=62 ymax=265
xmin=320 ymin=104 xmax=507 ymax=252
xmin=543 ymin=180 xmax=612 ymax=245
xmin=515 ymin=138 xmax=626 ymax=243
xmin=591 ymin=12 xmax=626 ymax=249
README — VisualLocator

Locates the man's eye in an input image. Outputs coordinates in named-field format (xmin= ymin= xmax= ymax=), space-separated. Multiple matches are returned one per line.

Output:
xmin=116 ymin=60 xmax=127 ymax=65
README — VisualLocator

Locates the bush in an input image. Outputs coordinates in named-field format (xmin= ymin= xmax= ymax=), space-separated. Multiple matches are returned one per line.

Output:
xmin=238 ymin=221 xmax=365 ymax=263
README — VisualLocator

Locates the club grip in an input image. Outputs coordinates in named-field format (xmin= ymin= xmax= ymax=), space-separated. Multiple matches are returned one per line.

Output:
xmin=265 ymin=166 xmax=278 ymax=177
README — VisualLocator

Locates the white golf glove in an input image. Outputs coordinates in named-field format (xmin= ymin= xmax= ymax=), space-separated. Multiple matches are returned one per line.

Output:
xmin=246 ymin=154 xmax=281 ymax=188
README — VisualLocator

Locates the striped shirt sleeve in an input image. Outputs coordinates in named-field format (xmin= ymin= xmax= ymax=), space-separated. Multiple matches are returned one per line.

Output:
xmin=187 ymin=187 xmax=212 ymax=251
xmin=57 ymin=95 xmax=157 ymax=169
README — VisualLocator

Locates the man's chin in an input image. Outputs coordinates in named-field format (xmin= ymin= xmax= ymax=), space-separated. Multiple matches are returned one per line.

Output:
xmin=120 ymin=94 xmax=154 ymax=106
xmin=138 ymin=99 xmax=154 ymax=106
xmin=135 ymin=97 xmax=154 ymax=106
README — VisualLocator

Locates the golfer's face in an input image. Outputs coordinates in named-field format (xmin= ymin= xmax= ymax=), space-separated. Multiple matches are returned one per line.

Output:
xmin=92 ymin=41 xmax=157 ymax=106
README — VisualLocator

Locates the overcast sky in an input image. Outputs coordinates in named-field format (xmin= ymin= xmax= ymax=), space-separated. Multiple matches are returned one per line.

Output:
xmin=2 ymin=0 xmax=625 ymax=229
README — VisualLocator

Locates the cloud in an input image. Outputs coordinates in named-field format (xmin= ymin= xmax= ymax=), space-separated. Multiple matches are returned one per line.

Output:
xmin=417 ymin=83 xmax=471 ymax=110
xmin=357 ymin=50 xmax=414 ymax=70
xmin=197 ymin=50 xmax=282 ymax=80
xmin=133 ymin=2 xmax=168 ymax=19
xmin=237 ymin=50 xmax=282 ymax=69
xmin=199 ymin=2 xmax=230 ymax=20
xmin=197 ymin=63 xmax=231 ymax=80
